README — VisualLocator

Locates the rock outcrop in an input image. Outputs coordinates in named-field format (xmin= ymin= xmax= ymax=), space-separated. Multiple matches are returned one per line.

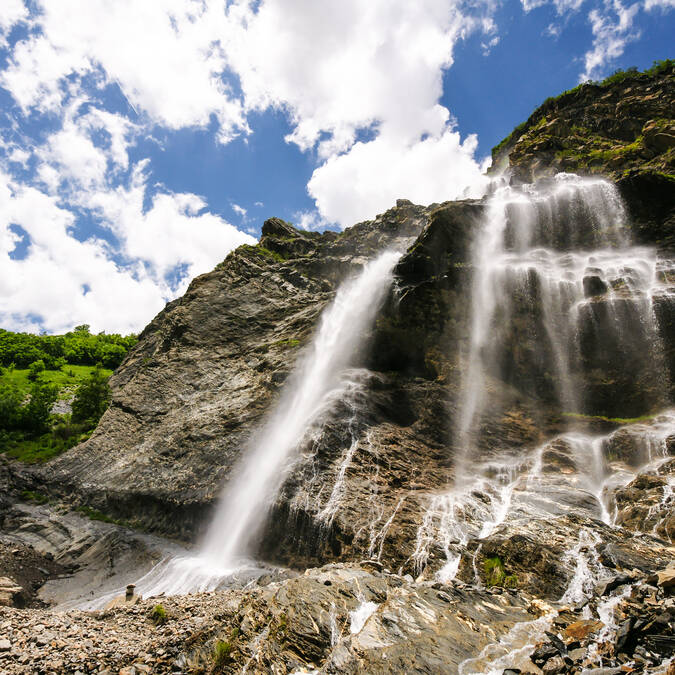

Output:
xmin=490 ymin=60 xmax=675 ymax=251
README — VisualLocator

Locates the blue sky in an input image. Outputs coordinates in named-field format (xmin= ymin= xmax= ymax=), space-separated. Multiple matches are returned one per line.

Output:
xmin=0 ymin=0 xmax=672 ymax=334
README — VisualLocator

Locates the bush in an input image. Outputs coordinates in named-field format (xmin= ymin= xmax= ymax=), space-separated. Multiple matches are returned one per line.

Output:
xmin=27 ymin=359 xmax=45 ymax=381
xmin=20 ymin=381 xmax=58 ymax=435
xmin=150 ymin=604 xmax=168 ymax=625
xmin=0 ymin=383 xmax=22 ymax=429
xmin=483 ymin=556 xmax=518 ymax=588
xmin=71 ymin=365 xmax=111 ymax=426
xmin=212 ymin=640 xmax=232 ymax=669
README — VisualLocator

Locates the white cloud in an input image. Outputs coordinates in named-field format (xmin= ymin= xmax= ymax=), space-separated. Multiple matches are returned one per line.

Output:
xmin=0 ymin=173 xmax=165 ymax=333
xmin=8 ymin=147 xmax=30 ymax=166
xmin=0 ymin=162 xmax=255 ymax=333
xmin=85 ymin=165 xmax=255 ymax=288
xmin=2 ymin=0 xmax=248 ymax=139
xmin=35 ymin=103 xmax=137 ymax=192
xmin=580 ymin=0 xmax=640 ymax=81
xmin=231 ymin=203 xmax=247 ymax=218
xmin=0 ymin=0 xmax=27 ymax=47
xmin=224 ymin=0 xmax=496 ymax=226
xmin=521 ymin=0 xmax=585 ymax=12
xmin=644 ymin=0 xmax=675 ymax=9
xmin=228 ymin=0 xmax=494 ymax=159
xmin=294 ymin=210 xmax=330 ymax=232
xmin=308 ymin=130 xmax=489 ymax=228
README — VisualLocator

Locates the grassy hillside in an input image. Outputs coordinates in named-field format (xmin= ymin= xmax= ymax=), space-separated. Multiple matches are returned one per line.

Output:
xmin=0 ymin=326 xmax=135 ymax=464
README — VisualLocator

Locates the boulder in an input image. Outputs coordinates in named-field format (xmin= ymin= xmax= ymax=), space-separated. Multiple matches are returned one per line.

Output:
xmin=0 ymin=577 xmax=23 ymax=607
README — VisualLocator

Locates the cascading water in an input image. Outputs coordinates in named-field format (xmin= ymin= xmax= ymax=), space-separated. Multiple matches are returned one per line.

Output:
xmin=416 ymin=173 xmax=675 ymax=582
xmin=130 ymin=250 xmax=402 ymax=597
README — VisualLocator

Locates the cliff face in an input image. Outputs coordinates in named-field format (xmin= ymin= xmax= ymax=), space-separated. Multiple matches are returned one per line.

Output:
xmin=27 ymin=69 xmax=674 ymax=581
xmin=41 ymin=205 xmax=430 ymax=538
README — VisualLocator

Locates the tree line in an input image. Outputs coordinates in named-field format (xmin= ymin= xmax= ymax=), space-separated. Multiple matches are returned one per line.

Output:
xmin=0 ymin=325 xmax=137 ymax=370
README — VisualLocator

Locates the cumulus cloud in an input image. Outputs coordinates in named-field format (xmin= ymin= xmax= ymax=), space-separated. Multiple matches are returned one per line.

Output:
xmin=0 ymin=173 xmax=165 ymax=333
xmin=0 ymin=165 xmax=255 ymax=333
xmin=35 ymin=103 xmax=137 ymax=192
xmin=227 ymin=0 xmax=490 ymax=156
xmin=308 ymin=130 xmax=489 ymax=227
xmin=0 ymin=0 xmax=27 ymax=47
xmin=84 ymin=163 xmax=255 ymax=287
xmin=2 ymin=0 xmax=248 ymax=139
xmin=224 ymin=0 xmax=496 ymax=226
xmin=580 ymin=0 xmax=640 ymax=81
xmin=2 ymin=0 xmax=499 ymax=231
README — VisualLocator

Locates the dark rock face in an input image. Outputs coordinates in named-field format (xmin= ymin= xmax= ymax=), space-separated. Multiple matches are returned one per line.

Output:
xmin=38 ymin=206 xmax=429 ymax=538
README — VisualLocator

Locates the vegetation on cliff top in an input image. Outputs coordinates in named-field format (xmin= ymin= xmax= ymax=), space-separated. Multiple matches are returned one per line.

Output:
xmin=492 ymin=59 xmax=674 ymax=160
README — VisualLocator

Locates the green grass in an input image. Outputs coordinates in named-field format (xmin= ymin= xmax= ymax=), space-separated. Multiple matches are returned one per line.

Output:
xmin=212 ymin=640 xmax=232 ymax=668
xmin=270 ymin=338 xmax=300 ymax=349
xmin=484 ymin=556 xmax=517 ymax=588
xmin=563 ymin=412 xmax=656 ymax=425
xmin=0 ymin=364 xmax=112 ymax=399
xmin=75 ymin=505 xmax=124 ymax=525
xmin=150 ymin=604 xmax=168 ymax=626
xmin=20 ymin=490 xmax=49 ymax=504
xmin=239 ymin=243 xmax=286 ymax=263
xmin=1 ymin=430 xmax=89 ymax=463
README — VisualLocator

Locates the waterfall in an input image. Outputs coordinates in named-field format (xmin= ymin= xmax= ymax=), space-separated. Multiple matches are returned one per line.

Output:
xmin=458 ymin=173 xmax=640 ymax=455
xmin=417 ymin=173 xmax=674 ymax=581
xmin=132 ymin=250 xmax=402 ymax=596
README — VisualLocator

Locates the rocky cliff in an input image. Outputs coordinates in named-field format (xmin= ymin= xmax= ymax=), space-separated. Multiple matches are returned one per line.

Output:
xmin=1 ymin=63 xmax=674 ymax=674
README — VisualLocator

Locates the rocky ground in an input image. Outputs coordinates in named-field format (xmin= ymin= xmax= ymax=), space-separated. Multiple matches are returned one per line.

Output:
xmin=0 ymin=561 xmax=673 ymax=674
xmin=0 ymin=541 xmax=69 ymax=608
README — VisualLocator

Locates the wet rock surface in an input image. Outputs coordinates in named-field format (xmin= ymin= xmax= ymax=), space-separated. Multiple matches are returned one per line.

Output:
xmin=31 ymin=206 xmax=429 ymax=540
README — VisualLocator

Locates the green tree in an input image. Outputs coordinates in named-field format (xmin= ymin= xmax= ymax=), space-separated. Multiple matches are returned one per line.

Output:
xmin=0 ymin=382 xmax=22 ymax=430
xmin=71 ymin=365 xmax=111 ymax=427
xmin=20 ymin=381 xmax=58 ymax=435
xmin=27 ymin=359 xmax=45 ymax=381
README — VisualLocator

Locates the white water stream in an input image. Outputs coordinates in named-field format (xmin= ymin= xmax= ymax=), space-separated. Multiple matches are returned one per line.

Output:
xmin=415 ymin=174 xmax=675 ymax=580
xmin=126 ymin=250 xmax=403 ymax=596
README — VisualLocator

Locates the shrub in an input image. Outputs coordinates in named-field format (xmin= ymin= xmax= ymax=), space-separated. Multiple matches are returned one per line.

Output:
xmin=20 ymin=490 xmax=49 ymax=504
xmin=150 ymin=604 xmax=168 ymax=625
xmin=484 ymin=556 xmax=506 ymax=587
xmin=212 ymin=640 xmax=232 ymax=669
xmin=0 ymin=383 xmax=22 ymax=429
xmin=19 ymin=382 xmax=58 ymax=435
xmin=27 ymin=359 xmax=45 ymax=381
xmin=71 ymin=364 xmax=111 ymax=426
